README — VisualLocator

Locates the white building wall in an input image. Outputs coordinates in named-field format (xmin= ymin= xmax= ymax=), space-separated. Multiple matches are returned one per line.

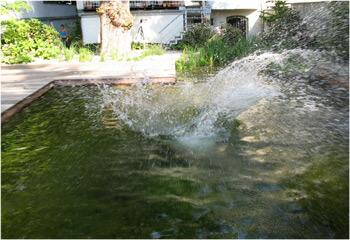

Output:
xmin=211 ymin=9 xmax=263 ymax=37
xmin=209 ymin=0 xmax=261 ymax=10
xmin=15 ymin=1 xmax=76 ymax=19
xmin=130 ymin=10 xmax=184 ymax=44
xmin=81 ymin=14 xmax=101 ymax=45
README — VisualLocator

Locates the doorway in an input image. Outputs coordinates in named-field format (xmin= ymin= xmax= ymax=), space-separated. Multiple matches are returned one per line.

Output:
xmin=226 ymin=16 xmax=248 ymax=38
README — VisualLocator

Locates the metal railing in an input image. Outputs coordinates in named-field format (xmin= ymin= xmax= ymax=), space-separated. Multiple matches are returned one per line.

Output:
xmin=130 ymin=1 xmax=183 ymax=10
xmin=159 ymin=14 xmax=182 ymax=34
xmin=83 ymin=1 xmax=100 ymax=10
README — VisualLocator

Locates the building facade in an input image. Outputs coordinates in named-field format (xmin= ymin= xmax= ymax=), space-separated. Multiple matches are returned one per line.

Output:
xmin=11 ymin=0 xmax=329 ymax=46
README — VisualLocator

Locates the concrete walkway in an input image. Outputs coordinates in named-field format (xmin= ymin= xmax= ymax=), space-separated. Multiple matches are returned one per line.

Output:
xmin=1 ymin=51 xmax=181 ymax=122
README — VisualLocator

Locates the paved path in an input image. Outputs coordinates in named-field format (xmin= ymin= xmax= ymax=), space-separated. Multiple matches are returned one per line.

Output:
xmin=1 ymin=52 xmax=181 ymax=122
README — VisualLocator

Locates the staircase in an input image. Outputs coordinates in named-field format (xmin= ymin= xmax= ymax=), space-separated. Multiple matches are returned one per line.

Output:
xmin=160 ymin=3 xmax=207 ymax=46
xmin=169 ymin=31 xmax=185 ymax=46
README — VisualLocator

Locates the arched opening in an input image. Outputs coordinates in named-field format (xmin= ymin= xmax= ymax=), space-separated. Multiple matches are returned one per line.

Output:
xmin=226 ymin=16 xmax=248 ymax=38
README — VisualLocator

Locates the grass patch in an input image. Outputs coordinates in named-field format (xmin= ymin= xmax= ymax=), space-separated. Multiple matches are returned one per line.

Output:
xmin=78 ymin=47 xmax=94 ymax=62
xmin=110 ymin=48 xmax=119 ymax=60
xmin=176 ymin=36 xmax=257 ymax=71
xmin=140 ymin=44 xmax=165 ymax=59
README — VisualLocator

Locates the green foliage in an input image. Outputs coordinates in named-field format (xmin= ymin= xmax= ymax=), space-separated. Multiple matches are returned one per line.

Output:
xmin=219 ymin=24 xmax=244 ymax=44
xmin=258 ymin=1 xmax=349 ymax=59
xmin=61 ymin=46 xmax=76 ymax=61
xmin=67 ymin=15 xmax=83 ymax=48
xmin=110 ymin=47 xmax=119 ymax=60
xmin=176 ymin=30 xmax=256 ymax=71
xmin=78 ymin=47 xmax=94 ymax=62
xmin=100 ymin=54 xmax=105 ymax=62
xmin=140 ymin=44 xmax=165 ymax=59
xmin=182 ymin=24 xmax=215 ymax=47
xmin=260 ymin=0 xmax=291 ymax=24
xmin=1 ymin=0 xmax=31 ymax=17
xmin=131 ymin=41 xmax=145 ymax=50
xmin=170 ymin=42 xmax=186 ymax=50
xmin=259 ymin=0 xmax=308 ymax=50
xmin=60 ymin=42 xmax=80 ymax=62
xmin=318 ymin=1 xmax=349 ymax=59
xmin=1 ymin=18 xmax=61 ymax=64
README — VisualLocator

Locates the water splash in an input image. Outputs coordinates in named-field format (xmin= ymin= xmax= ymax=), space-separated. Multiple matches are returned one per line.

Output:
xmin=99 ymin=52 xmax=296 ymax=140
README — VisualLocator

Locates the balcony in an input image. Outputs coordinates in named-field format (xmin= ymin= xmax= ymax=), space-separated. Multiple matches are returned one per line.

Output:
xmin=83 ymin=1 xmax=100 ymax=11
xmin=130 ymin=1 xmax=183 ymax=10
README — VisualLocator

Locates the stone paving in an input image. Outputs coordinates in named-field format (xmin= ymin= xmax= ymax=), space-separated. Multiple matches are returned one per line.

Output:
xmin=1 ymin=51 xmax=181 ymax=122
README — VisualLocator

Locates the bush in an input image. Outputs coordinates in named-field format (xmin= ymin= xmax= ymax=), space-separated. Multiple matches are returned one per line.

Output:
xmin=131 ymin=42 xmax=144 ymax=50
xmin=60 ymin=43 xmax=78 ymax=61
xmin=258 ymin=1 xmax=349 ymax=59
xmin=176 ymin=35 xmax=257 ymax=71
xmin=78 ymin=47 xmax=94 ymax=62
xmin=219 ymin=24 xmax=244 ymax=44
xmin=1 ymin=18 xmax=61 ymax=64
xmin=317 ymin=1 xmax=349 ymax=59
xmin=259 ymin=1 xmax=312 ymax=50
xmin=182 ymin=24 xmax=215 ymax=47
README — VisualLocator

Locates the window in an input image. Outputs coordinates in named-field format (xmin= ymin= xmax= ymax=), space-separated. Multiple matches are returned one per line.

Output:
xmin=43 ymin=1 xmax=76 ymax=5
xmin=227 ymin=16 xmax=248 ymax=37
xmin=130 ymin=1 xmax=183 ymax=10
xmin=83 ymin=1 xmax=100 ymax=11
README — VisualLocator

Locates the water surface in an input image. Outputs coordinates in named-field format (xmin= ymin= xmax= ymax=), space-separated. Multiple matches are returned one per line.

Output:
xmin=2 ymin=53 xmax=349 ymax=238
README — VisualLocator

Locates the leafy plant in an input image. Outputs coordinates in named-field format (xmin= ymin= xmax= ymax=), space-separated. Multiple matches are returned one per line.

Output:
xmin=182 ymin=24 xmax=215 ymax=47
xmin=78 ymin=47 xmax=94 ymax=62
xmin=61 ymin=44 xmax=77 ymax=61
xmin=1 ymin=18 xmax=61 ymax=64
xmin=140 ymin=44 xmax=165 ymax=59
xmin=131 ymin=41 xmax=145 ymax=50
xmin=1 ymin=0 xmax=31 ymax=17
xmin=219 ymin=24 xmax=244 ymax=44
xmin=176 ymin=35 xmax=256 ymax=71
xmin=259 ymin=0 xmax=309 ymax=50
xmin=317 ymin=1 xmax=349 ymax=59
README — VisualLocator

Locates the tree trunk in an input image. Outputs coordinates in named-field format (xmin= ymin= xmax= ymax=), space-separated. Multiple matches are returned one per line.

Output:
xmin=98 ymin=1 xmax=133 ymax=57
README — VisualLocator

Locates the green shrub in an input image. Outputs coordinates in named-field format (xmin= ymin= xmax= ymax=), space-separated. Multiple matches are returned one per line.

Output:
xmin=78 ymin=47 xmax=94 ymax=62
xmin=176 ymin=35 xmax=256 ymax=70
xmin=61 ymin=45 xmax=77 ymax=61
xmin=182 ymin=24 xmax=215 ymax=47
xmin=1 ymin=18 xmax=61 ymax=64
xmin=170 ymin=41 xmax=186 ymax=50
xmin=259 ymin=1 xmax=309 ymax=50
xmin=131 ymin=41 xmax=145 ymax=50
xmin=317 ymin=1 xmax=349 ymax=59
xmin=219 ymin=24 xmax=245 ymax=44
xmin=1 ymin=1 xmax=32 ymax=17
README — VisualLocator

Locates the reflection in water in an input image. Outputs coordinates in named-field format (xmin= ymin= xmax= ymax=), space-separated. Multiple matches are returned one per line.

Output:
xmin=2 ymin=50 xmax=349 ymax=238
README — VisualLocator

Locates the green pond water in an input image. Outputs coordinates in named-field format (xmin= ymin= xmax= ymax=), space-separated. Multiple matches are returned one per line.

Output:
xmin=2 ymin=64 xmax=349 ymax=238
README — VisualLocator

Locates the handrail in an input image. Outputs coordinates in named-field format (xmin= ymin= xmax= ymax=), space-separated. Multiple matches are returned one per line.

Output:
xmin=158 ymin=14 xmax=182 ymax=34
